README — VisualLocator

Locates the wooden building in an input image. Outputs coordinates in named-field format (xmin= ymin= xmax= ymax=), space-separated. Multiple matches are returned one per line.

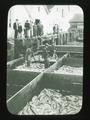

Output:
xmin=68 ymin=14 xmax=84 ymax=41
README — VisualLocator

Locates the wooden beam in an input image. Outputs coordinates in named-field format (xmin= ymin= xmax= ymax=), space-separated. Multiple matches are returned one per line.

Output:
xmin=7 ymin=73 xmax=44 ymax=114
xmin=7 ymin=57 xmax=24 ymax=69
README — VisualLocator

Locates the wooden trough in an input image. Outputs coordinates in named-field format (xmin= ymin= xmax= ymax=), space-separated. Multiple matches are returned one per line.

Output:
xmin=6 ymin=53 xmax=83 ymax=115
xmin=7 ymin=57 xmax=24 ymax=69
xmin=39 ymin=45 xmax=83 ymax=54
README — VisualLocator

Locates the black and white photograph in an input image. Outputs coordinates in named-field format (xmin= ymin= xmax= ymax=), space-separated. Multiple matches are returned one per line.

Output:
xmin=7 ymin=5 xmax=83 ymax=115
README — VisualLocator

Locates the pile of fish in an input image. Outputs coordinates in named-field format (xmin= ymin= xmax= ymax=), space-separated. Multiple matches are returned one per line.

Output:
xmin=54 ymin=65 xmax=83 ymax=75
xmin=30 ymin=55 xmax=44 ymax=62
xmin=15 ymin=63 xmax=45 ymax=72
xmin=28 ymin=55 xmax=57 ymax=62
xmin=14 ymin=54 xmax=58 ymax=71
xmin=18 ymin=88 xmax=82 ymax=115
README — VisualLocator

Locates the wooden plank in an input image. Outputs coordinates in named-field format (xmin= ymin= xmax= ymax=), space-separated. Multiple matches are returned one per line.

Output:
xmin=7 ymin=69 xmax=40 ymax=97
xmin=7 ymin=57 xmax=24 ymax=69
xmin=7 ymin=70 xmax=40 ymax=100
xmin=7 ymin=69 xmax=40 ymax=84
xmin=38 ymin=50 xmax=83 ymax=55
xmin=39 ymin=45 xmax=83 ymax=53
xmin=7 ymin=84 xmax=24 ymax=100
xmin=63 ymin=57 xmax=83 ymax=67
xmin=55 ymin=45 xmax=83 ymax=53
xmin=45 ymin=53 xmax=69 ymax=72
xmin=7 ymin=73 xmax=44 ymax=115
xmin=43 ymin=72 xmax=83 ymax=84
xmin=42 ymin=73 xmax=83 ymax=95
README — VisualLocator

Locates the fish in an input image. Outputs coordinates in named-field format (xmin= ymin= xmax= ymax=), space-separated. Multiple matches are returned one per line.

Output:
xmin=18 ymin=88 xmax=82 ymax=115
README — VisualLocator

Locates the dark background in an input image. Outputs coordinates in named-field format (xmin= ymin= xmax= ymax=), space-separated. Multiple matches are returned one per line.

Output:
xmin=0 ymin=0 xmax=89 ymax=120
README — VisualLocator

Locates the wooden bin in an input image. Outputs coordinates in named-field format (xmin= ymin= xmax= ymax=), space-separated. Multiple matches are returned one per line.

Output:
xmin=7 ymin=53 xmax=83 ymax=115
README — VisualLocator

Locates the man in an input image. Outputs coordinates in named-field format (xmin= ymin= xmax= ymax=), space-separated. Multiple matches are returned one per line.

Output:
xmin=33 ymin=22 xmax=38 ymax=37
xmin=24 ymin=20 xmax=30 ymax=38
xmin=13 ymin=19 xmax=19 ymax=39
xmin=37 ymin=21 xmax=43 ymax=36
xmin=53 ymin=25 xmax=55 ymax=35
xmin=25 ymin=45 xmax=36 ymax=67
xmin=25 ymin=46 xmax=33 ymax=67
xmin=18 ymin=23 xmax=22 ymax=38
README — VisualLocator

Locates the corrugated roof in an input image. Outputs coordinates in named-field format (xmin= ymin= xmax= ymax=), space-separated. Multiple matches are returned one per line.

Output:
xmin=69 ymin=14 xmax=83 ymax=22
